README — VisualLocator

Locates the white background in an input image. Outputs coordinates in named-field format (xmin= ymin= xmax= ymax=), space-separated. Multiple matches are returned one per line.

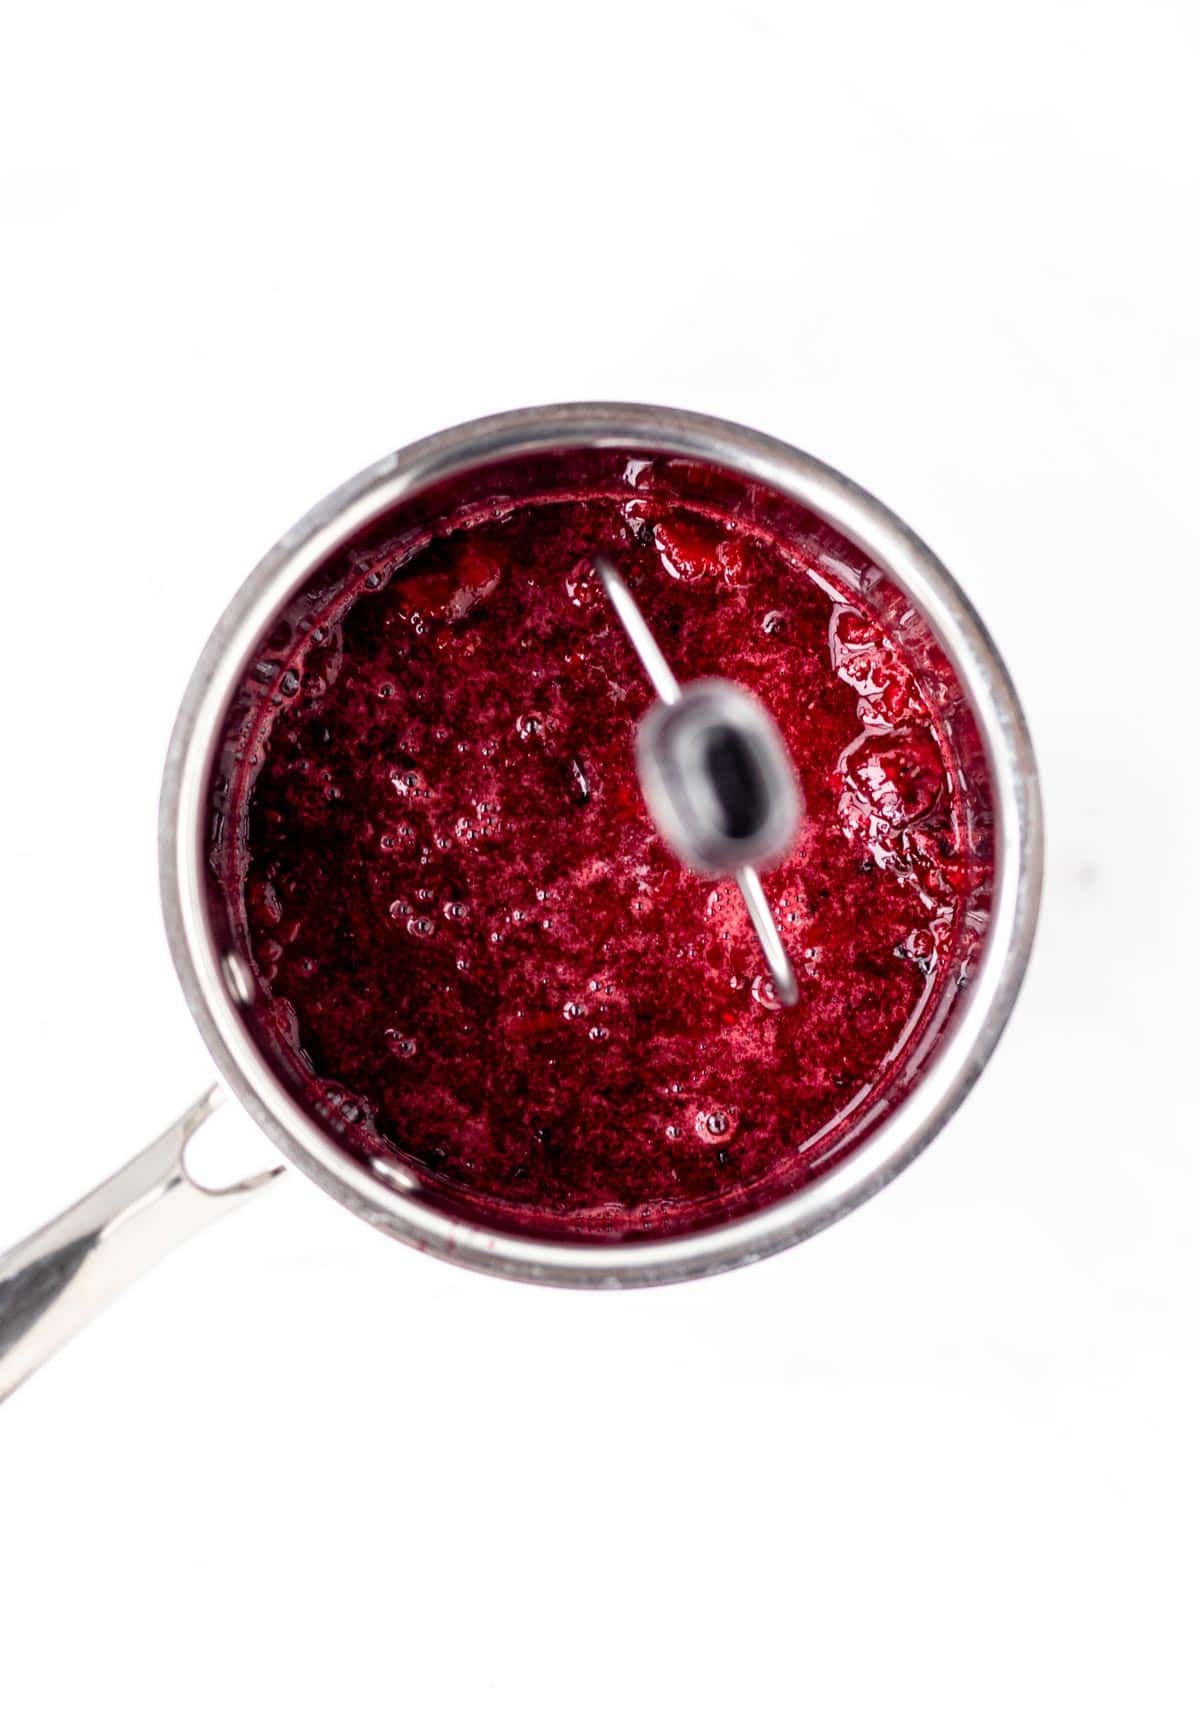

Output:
xmin=2 ymin=2 xmax=1198 ymax=1718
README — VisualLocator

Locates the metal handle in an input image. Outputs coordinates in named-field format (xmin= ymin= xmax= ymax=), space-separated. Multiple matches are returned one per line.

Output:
xmin=0 ymin=1087 xmax=284 ymax=1403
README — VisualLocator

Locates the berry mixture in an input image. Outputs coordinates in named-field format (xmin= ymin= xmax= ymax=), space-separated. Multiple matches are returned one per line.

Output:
xmin=209 ymin=452 xmax=992 ymax=1241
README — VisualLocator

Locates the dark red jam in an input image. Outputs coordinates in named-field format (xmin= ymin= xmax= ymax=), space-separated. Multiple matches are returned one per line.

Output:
xmin=208 ymin=449 xmax=993 ymax=1241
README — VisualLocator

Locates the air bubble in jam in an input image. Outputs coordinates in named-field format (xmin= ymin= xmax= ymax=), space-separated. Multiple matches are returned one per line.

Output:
xmin=210 ymin=449 xmax=992 ymax=1243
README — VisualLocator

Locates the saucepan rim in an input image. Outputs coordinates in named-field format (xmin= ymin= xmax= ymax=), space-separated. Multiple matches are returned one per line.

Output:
xmin=158 ymin=402 xmax=1043 ymax=1288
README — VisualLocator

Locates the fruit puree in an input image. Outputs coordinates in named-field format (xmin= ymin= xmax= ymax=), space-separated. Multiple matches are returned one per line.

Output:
xmin=207 ymin=450 xmax=993 ymax=1241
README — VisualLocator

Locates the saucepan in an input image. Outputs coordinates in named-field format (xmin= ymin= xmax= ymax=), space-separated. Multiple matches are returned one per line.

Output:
xmin=0 ymin=403 xmax=1043 ymax=1402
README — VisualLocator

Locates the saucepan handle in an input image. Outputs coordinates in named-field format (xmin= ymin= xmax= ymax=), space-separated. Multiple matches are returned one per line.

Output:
xmin=0 ymin=1088 xmax=284 ymax=1404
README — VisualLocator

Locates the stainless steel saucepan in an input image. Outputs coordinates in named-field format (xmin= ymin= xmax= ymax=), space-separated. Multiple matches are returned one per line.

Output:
xmin=0 ymin=403 xmax=1043 ymax=1402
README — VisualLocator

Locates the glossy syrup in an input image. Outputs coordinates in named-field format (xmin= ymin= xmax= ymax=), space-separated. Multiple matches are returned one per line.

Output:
xmin=212 ymin=458 xmax=991 ymax=1240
